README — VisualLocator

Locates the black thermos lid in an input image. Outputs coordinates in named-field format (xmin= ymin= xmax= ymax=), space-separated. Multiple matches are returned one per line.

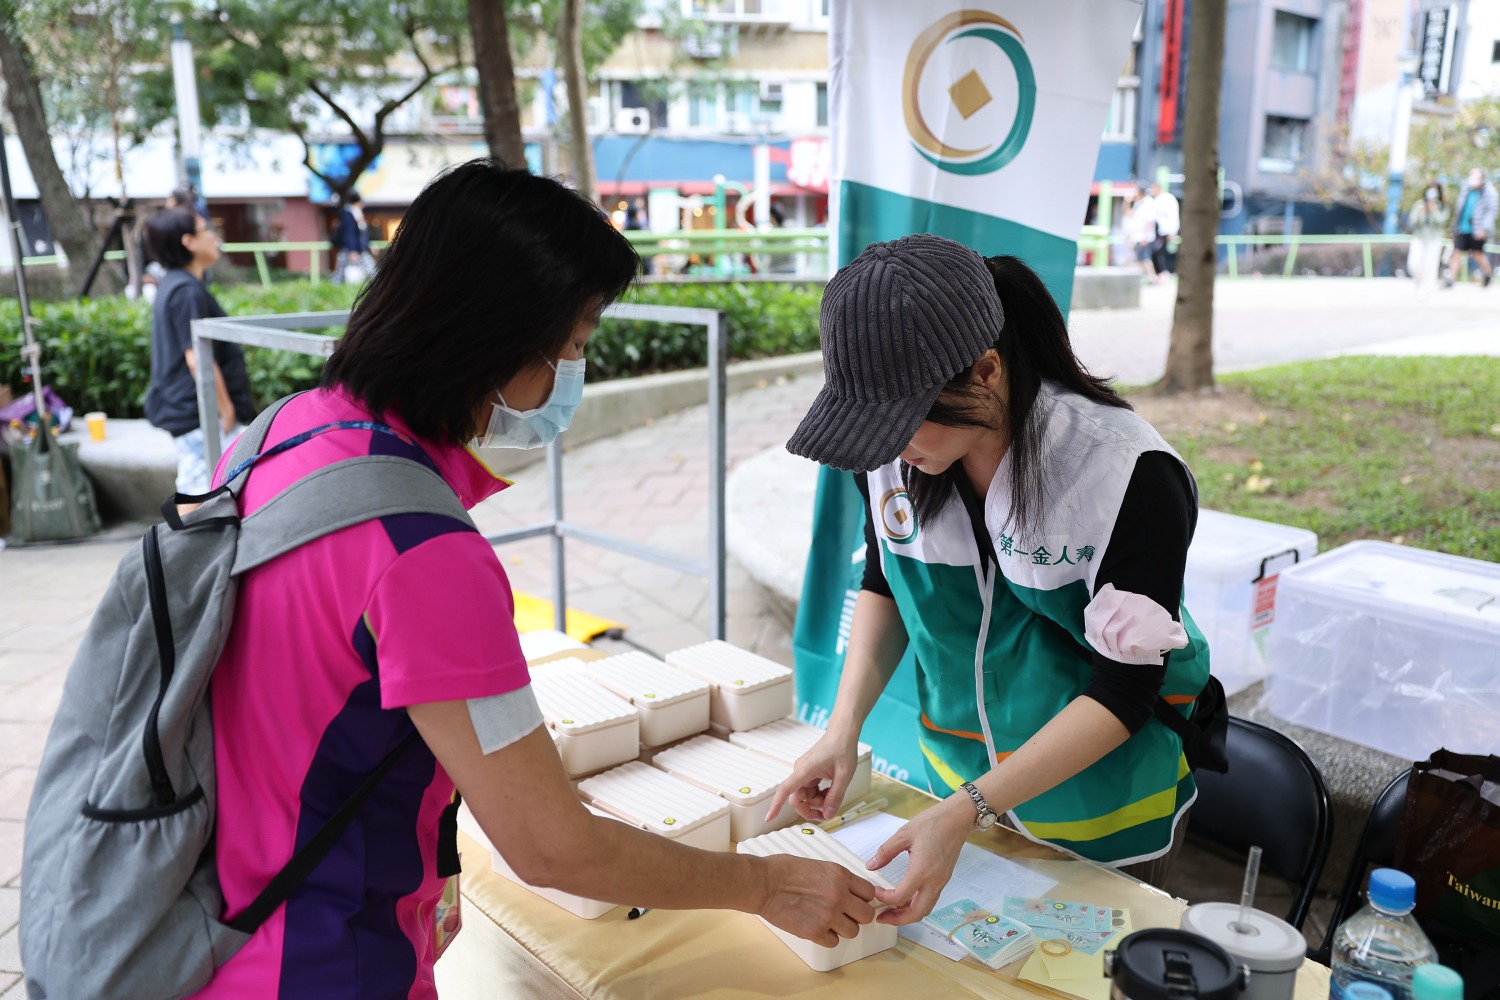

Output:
xmin=1105 ymin=929 xmax=1245 ymax=1000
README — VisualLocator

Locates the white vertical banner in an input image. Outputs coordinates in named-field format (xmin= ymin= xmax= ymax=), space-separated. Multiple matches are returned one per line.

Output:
xmin=829 ymin=0 xmax=1140 ymax=298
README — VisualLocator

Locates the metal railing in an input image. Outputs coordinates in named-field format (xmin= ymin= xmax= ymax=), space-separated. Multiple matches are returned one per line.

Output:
xmin=17 ymin=228 xmax=1493 ymax=287
xmin=191 ymin=301 xmax=730 ymax=639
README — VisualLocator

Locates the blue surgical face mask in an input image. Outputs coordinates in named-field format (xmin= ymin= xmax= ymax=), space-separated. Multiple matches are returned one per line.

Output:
xmin=473 ymin=355 xmax=586 ymax=450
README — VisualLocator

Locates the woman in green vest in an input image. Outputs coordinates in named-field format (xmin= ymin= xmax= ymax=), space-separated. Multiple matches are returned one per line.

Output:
xmin=767 ymin=234 xmax=1211 ymax=924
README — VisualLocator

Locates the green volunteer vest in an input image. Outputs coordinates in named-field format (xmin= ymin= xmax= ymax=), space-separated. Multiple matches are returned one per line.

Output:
xmin=867 ymin=383 xmax=1209 ymax=865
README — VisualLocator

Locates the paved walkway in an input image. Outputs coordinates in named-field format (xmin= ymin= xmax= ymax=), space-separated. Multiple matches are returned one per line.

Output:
xmin=1 ymin=277 xmax=1497 ymax=986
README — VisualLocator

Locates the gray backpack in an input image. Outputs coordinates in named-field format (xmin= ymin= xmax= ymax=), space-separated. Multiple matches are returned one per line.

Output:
xmin=20 ymin=396 xmax=473 ymax=1000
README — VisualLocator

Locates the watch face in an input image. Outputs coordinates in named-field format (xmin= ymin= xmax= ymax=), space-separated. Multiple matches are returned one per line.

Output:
xmin=976 ymin=810 xmax=999 ymax=831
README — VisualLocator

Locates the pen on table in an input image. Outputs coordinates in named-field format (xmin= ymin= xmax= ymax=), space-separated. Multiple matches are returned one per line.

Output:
xmin=627 ymin=907 xmax=650 ymax=920
xmin=819 ymin=797 xmax=889 ymax=833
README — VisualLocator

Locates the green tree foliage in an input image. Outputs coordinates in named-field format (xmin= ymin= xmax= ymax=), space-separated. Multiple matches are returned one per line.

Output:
xmin=163 ymin=0 xmax=470 ymax=201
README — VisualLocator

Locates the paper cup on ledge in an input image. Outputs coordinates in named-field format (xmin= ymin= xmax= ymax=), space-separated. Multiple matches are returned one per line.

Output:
xmin=84 ymin=412 xmax=107 ymax=442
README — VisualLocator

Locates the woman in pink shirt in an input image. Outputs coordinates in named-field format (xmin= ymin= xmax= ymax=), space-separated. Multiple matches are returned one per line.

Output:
xmin=195 ymin=160 xmax=875 ymax=998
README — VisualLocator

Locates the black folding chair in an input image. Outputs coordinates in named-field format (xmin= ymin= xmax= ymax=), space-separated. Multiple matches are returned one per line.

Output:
xmin=1188 ymin=716 xmax=1334 ymax=930
xmin=1311 ymin=770 xmax=1410 ymax=965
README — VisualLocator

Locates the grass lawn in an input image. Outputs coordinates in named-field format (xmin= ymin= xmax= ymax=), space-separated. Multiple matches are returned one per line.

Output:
xmin=1128 ymin=355 xmax=1500 ymax=562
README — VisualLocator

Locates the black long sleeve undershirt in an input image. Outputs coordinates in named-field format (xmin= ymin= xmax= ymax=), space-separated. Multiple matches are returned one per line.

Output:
xmin=852 ymin=451 xmax=1196 ymax=734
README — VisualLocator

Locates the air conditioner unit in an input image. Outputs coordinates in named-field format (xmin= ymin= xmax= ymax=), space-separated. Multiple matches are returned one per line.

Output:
xmin=759 ymin=81 xmax=784 ymax=103
xmin=615 ymin=107 xmax=651 ymax=134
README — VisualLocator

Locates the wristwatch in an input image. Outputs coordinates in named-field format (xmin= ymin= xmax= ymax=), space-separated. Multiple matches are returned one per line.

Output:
xmin=960 ymin=781 xmax=1000 ymax=831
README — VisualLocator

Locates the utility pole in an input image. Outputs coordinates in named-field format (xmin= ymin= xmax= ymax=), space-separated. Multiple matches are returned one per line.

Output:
xmin=170 ymin=12 xmax=204 ymax=204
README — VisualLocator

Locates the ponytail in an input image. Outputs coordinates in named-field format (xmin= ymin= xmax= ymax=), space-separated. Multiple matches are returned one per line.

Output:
xmin=901 ymin=255 xmax=1129 ymax=540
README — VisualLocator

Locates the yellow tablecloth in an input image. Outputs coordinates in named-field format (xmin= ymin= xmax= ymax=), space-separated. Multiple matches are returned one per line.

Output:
xmin=435 ymin=774 xmax=1332 ymax=999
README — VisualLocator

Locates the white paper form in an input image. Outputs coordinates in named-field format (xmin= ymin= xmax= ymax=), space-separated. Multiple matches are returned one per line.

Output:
xmin=830 ymin=813 xmax=1058 ymax=962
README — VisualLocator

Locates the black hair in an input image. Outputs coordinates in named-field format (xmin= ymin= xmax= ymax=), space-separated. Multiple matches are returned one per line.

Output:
xmin=901 ymin=255 xmax=1130 ymax=539
xmin=345 ymin=192 xmax=362 ymax=205
xmin=322 ymin=158 xmax=639 ymax=444
xmin=145 ymin=206 xmax=201 ymax=269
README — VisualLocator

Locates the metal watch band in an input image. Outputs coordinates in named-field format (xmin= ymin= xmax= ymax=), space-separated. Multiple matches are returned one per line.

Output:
xmin=961 ymin=781 xmax=995 ymax=825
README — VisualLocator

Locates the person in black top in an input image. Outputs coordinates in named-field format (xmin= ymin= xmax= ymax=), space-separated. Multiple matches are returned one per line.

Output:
xmin=142 ymin=207 xmax=254 ymax=494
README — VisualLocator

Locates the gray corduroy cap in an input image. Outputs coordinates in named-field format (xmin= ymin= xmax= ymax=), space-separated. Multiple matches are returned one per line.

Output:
xmin=787 ymin=234 xmax=1004 ymax=473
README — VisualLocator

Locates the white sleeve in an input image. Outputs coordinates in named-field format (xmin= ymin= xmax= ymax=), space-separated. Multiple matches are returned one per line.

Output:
xmin=467 ymin=685 xmax=546 ymax=755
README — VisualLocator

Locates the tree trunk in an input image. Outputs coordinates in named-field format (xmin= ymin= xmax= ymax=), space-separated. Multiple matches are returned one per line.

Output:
xmin=559 ymin=0 xmax=595 ymax=203
xmin=0 ymin=11 xmax=119 ymax=295
xmin=1160 ymin=0 xmax=1227 ymax=393
xmin=468 ymin=0 xmax=526 ymax=167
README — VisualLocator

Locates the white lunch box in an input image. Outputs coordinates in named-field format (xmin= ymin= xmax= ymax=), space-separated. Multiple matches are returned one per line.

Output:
xmin=664 ymin=641 xmax=794 ymax=732
xmin=530 ymin=669 xmax=640 ymax=778
xmin=729 ymin=717 xmax=875 ymax=805
xmin=650 ymin=735 xmax=799 ymax=841
xmin=456 ymin=801 xmax=617 ymax=919
xmin=577 ymin=760 xmax=732 ymax=853
xmin=736 ymin=823 xmax=897 ymax=971
xmin=586 ymin=651 xmax=712 ymax=747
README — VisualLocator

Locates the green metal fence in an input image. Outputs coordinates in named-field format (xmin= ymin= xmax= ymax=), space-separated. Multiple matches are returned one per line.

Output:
xmin=14 ymin=227 xmax=1488 ymax=287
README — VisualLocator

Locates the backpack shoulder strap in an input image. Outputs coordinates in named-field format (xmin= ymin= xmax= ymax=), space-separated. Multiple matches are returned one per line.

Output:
xmin=221 ymin=394 xmax=301 ymax=485
xmin=231 ymin=455 xmax=473 ymax=575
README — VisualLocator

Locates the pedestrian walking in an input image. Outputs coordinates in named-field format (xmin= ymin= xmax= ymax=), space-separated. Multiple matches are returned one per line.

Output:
xmin=1148 ymin=181 xmax=1179 ymax=278
xmin=1406 ymin=182 xmax=1449 ymax=300
xmin=1444 ymin=168 xmax=1496 ymax=287
xmin=142 ymin=206 xmax=253 ymax=495
xmin=1125 ymin=186 xmax=1157 ymax=283
xmin=332 ymin=191 xmax=375 ymax=284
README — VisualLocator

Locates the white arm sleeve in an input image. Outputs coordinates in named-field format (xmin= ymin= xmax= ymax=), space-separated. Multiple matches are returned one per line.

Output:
xmin=466 ymin=684 xmax=546 ymax=755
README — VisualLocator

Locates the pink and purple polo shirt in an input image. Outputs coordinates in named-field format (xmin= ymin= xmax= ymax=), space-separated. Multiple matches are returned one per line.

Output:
xmin=191 ymin=388 xmax=531 ymax=999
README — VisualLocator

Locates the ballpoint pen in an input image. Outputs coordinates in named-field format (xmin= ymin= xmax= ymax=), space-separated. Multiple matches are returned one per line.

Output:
xmin=819 ymin=797 xmax=889 ymax=833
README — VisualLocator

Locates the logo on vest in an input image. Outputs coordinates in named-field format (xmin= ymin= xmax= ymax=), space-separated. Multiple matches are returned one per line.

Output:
xmin=879 ymin=488 xmax=918 ymax=544
xmin=903 ymin=10 xmax=1036 ymax=176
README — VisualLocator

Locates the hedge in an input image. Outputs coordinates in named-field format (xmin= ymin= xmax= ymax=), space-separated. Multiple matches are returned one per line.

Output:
xmin=0 ymin=281 xmax=823 ymax=420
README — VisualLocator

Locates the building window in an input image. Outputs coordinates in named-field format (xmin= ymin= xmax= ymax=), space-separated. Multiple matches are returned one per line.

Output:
xmin=688 ymin=83 xmax=719 ymax=127
xmin=1104 ymin=80 xmax=1137 ymax=140
xmin=1260 ymin=115 xmax=1308 ymax=171
xmin=816 ymin=82 xmax=828 ymax=127
xmin=1271 ymin=11 xmax=1316 ymax=72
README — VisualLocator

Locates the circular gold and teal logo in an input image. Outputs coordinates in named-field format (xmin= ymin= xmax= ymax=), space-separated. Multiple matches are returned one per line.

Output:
xmin=879 ymin=487 xmax=918 ymax=544
xmin=903 ymin=11 xmax=1036 ymax=176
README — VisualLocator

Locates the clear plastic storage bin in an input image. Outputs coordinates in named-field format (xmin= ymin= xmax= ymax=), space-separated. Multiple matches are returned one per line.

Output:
xmin=737 ymin=823 xmax=897 ymax=971
xmin=1268 ymin=541 xmax=1500 ymax=760
xmin=1183 ymin=509 xmax=1318 ymax=696
xmin=665 ymin=641 xmax=795 ymax=731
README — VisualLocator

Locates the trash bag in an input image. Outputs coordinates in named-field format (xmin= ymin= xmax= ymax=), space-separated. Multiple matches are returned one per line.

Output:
xmin=9 ymin=421 xmax=100 ymax=542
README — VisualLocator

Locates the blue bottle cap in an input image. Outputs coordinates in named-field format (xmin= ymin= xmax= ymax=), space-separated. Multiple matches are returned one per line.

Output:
xmin=1368 ymin=868 xmax=1417 ymax=913
xmin=1345 ymin=983 xmax=1395 ymax=1000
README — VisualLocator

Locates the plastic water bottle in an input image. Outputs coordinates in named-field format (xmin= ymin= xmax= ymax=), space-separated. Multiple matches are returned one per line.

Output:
xmin=1330 ymin=869 xmax=1437 ymax=1000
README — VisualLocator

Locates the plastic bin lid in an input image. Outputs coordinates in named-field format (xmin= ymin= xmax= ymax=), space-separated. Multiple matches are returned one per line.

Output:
xmin=729 ymin=717 xmax=872 ymax=764
xmin=737 ymin=824 xmax=895 ymax=891
xmin=665 ymin=641 xmax=793 ymax=695
xmin=578 ymin=761 xmax=730 ymax=836
xmin=1279 ymin=540 xmax=1500 ymax=637
xmin=587 ymin=652 xmax=711 ymax=709
xmin=1179 ymin=903 xmax=1307 ymax=972
xmin=531 ymin=672 xmax=639 ymax=736
xmin=1185 ymin=509 xmax=1318 ymax=581
xmin=652 ymin=735 xmax=792 ymax=804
